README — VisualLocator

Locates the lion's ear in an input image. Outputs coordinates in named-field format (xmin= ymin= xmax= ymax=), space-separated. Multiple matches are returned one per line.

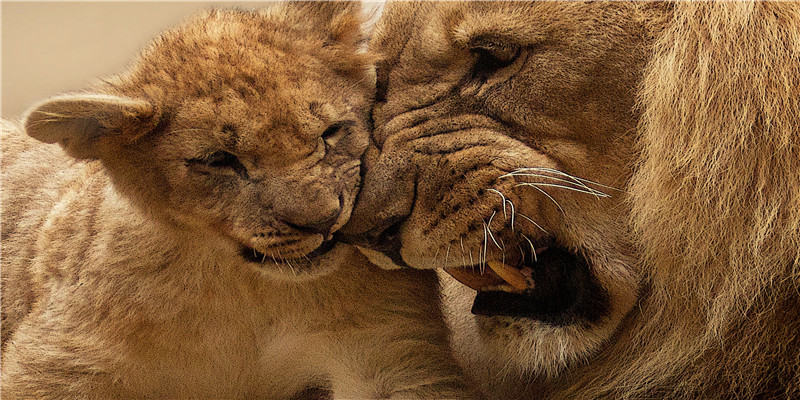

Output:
xmin=281 ymin=1 xmax=363 ymax=49
xmin=23 ymin=93 xmax=158 ymax=160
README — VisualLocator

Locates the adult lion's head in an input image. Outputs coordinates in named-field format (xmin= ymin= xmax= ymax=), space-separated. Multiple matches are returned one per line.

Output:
xmin=342 ymin=2 xmax=800 ymax=398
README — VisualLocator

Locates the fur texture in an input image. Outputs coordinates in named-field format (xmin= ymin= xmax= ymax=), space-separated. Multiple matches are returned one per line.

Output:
xmin=343 ymin=1 xmax=800 ymax=399
xmin=0 ymin=4 xmax=474 ymax=399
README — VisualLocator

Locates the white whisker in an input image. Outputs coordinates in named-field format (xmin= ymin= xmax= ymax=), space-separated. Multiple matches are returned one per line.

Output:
xmin=468 ymin=247 xmax=475 ymax=271
xmin=503 ymin=167 xmax=621 ymax=192
xmin=516 ymin=182 xmax=610 ymax=198
xmin=514 ymin=183 xmax=565 ymax=214
xmin=460 ymin=236 xmax=467 ymax=267
xmin=507 ymin=199 xmax=516 ymax=231
xmin=487 ymin=211 xmax=502 ymax=250
xmin=482 ymin=221 xmax=489 ymax=274
xmin=506 ymin=172 xmax=609 ymax=197
xmin=517 ymin=211 xmax=548 ymax=234
xmin=522 ymin=234 xmax=537 ymax=262
xmin=487 ymin=189 xmax=508 ymax=220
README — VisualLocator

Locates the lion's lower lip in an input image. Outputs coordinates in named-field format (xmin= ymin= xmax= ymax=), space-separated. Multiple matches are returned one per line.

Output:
xmin=240 ymin=240 xmax=337 ymax=264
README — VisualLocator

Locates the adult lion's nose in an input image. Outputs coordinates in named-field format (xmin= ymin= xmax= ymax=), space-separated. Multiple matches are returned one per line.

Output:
xmin=338 ymin=144 xmax=416 ymax=241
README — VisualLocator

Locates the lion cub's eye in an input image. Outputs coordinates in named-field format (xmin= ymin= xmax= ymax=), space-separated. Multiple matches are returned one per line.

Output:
xmin=186 ymin=151 xmax=248 ymax=178
xmin=470 ymin=40 xmax=521 ymax=80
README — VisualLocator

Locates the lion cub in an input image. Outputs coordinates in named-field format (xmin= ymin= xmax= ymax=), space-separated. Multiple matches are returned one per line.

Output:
xmin=0 ymin=4 xmax=472 ymax=399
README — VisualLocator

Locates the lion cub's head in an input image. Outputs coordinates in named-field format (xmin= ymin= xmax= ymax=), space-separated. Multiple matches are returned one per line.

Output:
xmin=23 ymin=4 xmax=374 ymax=280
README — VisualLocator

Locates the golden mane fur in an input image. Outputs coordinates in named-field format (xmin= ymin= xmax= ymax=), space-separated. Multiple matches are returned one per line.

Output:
xmin=345 ymin=2 xmax=800 ymax=398
xmin=599 ymin=3 xmax=800 ymax=398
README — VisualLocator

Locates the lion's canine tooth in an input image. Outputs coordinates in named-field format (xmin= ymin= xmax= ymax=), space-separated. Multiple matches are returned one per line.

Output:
xmin=487 ymin=260 xmax=528 ymax=292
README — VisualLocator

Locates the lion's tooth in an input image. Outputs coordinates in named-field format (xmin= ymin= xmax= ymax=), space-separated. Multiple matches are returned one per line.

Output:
xmin=444 ymin=266 xmax=504 ymax=291
xmin=487 ymin=260 xmax=529 ymax=292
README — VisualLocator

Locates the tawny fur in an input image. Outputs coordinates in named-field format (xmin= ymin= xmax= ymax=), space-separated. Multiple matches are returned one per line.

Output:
xmin=347 ymin=1 xmax=800 ymax=399
xmin=0 ymin=4 xmax=474 ymax=399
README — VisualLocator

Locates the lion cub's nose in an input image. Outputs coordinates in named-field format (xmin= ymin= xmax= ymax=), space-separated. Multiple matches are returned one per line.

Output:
xmin=275 ymin=190 xmax=342 ymax=237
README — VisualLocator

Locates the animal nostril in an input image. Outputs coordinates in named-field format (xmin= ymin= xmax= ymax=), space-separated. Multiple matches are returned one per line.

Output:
xmin=281 ymin=211 xmax=339 ymax=236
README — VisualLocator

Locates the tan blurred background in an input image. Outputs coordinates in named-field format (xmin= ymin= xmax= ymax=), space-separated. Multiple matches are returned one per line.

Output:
xmin=2 ymin=1 xmax=383 ymax=120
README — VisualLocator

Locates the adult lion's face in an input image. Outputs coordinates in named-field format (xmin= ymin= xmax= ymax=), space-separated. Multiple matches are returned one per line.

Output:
xmin=342 ymin=1 xmax=667 ymax=375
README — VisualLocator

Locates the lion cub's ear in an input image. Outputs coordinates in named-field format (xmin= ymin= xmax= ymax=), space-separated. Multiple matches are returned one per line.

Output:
xmin=280 ymin=1 xmax=363 ymax=49
xmin=23 ymin=93 xmax=159 ymax=160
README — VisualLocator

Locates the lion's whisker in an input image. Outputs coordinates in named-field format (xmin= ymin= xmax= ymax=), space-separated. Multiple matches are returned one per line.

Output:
xmin=487 ymin=189 xmax=509 ymax=220
xmin=514 ymin=183 xmax=565 ymax=214
xmin=506 ymin=198 xmax=517 ymax=231
xmin=534 ymin=167 xmax=622 ymax=192
xmin=517 ymin=212 xmax=548 ymax=234
xmin=487 ymin=211 xmax=502 ymax=250
xmin=460 ymin=236 xmax=467 ymax=267
xmin=481 ymin=221 xmax=489 ymax=274
xmin=522 ymin=234 xmax=537 ymax=262
xmin=499 ymin=238 xmax=506 ymax=266
xmin=445 ymin=242 xmax=451 ymax=268
xmin=506 ymin=172 xmax=610 ymax=197
xmin=504 ymin=167 xmax=621 ymax=192
xmin=468 ymin=243 xmax=475 ymax=270
xmin=516 ymin=182 xmax=611 ymax=198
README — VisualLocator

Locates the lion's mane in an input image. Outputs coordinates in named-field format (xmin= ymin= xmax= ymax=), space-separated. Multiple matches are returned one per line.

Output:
xmin=569 ymin=3 xmax=800 ymax=398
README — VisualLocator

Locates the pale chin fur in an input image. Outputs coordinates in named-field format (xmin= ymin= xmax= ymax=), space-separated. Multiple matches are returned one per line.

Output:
xmin=355 ymin=246 xmax=405 ymax=270
xmin=438 ymin=272 xmax=605 ymax=382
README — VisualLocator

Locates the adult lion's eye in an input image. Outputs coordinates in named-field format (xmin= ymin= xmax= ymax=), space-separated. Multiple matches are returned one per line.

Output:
xmin=470 ymin=40 xmax=520 ymax=80
xmin=205 ymin=151 xmax=240 ymax=168
xmin=320 ymin=121 xmax=354 ymax=149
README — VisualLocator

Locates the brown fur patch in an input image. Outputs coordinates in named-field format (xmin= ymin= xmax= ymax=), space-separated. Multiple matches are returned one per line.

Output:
xmin=346 ymin=1 xmax=800 ymax=398
xmin=1 ymin=4 xmax=476 ymax=398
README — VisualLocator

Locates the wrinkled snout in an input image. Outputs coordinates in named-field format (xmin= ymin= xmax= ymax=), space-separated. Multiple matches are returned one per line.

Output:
xmin=273 ymin=182 xmax=342 ymax=237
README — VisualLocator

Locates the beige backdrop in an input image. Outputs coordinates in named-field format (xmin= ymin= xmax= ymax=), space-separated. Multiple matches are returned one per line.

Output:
xmin=3 ymin=1 xmax=381 ymax=119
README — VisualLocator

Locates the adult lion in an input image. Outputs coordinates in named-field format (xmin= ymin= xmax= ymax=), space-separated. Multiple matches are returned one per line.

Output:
xmin=341 ymin=2 xmax=800 ymax=398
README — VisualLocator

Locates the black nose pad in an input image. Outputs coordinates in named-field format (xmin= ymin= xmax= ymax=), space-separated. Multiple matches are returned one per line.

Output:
xmin=282 ymin=214 xmax=338 ymax=238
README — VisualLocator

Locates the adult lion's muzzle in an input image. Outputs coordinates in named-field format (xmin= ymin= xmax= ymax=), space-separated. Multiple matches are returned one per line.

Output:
xmin=337 ymin=141 xmax=416 ymax=269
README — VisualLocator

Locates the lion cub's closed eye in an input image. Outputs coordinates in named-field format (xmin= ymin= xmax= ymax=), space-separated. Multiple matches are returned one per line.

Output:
xmin=0 ymin=3 xmax=474 ymax=399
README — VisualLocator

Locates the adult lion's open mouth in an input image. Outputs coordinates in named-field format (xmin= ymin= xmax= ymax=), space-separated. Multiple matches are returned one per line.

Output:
xmin=445 ymin=245 xmax=608 ymax=325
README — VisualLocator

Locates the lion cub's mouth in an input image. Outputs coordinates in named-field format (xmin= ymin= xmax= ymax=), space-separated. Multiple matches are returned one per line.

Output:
xmin=239 ymin=239 xmax=338 ymax=265
xmin=445 ymin=244 xmax=594 ymax=320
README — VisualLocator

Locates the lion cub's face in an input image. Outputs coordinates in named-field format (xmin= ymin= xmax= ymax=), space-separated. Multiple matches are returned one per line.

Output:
xmin=24 ymin=5 xmax=373 ymax=280
xmin=343 ymin=2 xmax=669 ymax=375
